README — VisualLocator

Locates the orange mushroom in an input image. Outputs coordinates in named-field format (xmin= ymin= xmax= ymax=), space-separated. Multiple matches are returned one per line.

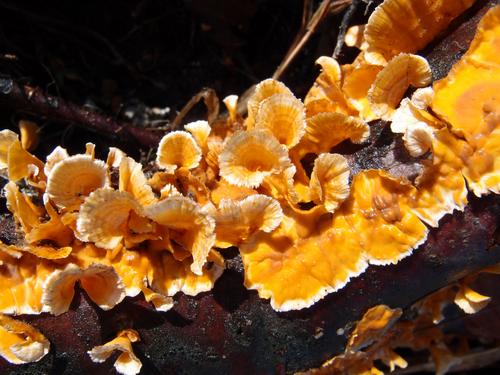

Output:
xmin=0 ymin=314 xmax=49 ymax=364
xmin=42 ymin=263 xmax=125 ymax=316
xmin=363 ymin=0 xmax=476 ymax=64
xmin=88 ymin=329 xmax=142 ymax=375
xmin=218 ymin=129 xmax=292 ymax=188
xmin=368 ymin=53 xmax=432 ymax=120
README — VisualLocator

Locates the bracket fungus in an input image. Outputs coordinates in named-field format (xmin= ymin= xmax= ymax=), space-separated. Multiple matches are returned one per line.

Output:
xmin=0 ymin=1 xmax=499 ymax=372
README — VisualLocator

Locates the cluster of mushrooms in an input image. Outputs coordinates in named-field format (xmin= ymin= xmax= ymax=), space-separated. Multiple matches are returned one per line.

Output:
xmin=0 ymin=0 xmax=498 ymax=373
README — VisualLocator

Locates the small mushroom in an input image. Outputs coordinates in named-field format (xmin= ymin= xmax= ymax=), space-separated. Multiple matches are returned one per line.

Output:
xmin=156 ymin=130 xmax=202 ymax=173
xmin=42 ymin=263 xmax=125 ymax=316
xmin=76 ymin=188 xmax=153 ymax=250
xmin=0 ymin=314 xmax=50 ymax=364
xmin=304 ymin=57 xmax=354 ymax=117
xmin=118 ymin=156 xmax=156 ymax=205
xmin=245 ymin=78 xmax=294 ymax=129
xmin=184 ymin=120 xmax=211 ymax=152
xmin=88 ymin=329 xmax=142 ymax=375
xmin=0 ymin=129 xmax=19 ymax=169
xmin=363 ymin=0 xmax=476 ymax=64
xmin=368 ymin=53 xmax=432 ymax=120
xmin=219 ymin=129 xmax=291 ymax=188
xmin=309 ymin=153 xmax=350 ymax=213
xmin=209 ymin=194 xmax=283 ymax=248
xmin=144 ymin=196 xmax=215 ymax=276
xmin=295 ymin=112 xmax=369 ymax=157
xmin=46 ymin=154 xmax=109 ymax=210
xmin=254 ymin=94 xmax=306 ymax=148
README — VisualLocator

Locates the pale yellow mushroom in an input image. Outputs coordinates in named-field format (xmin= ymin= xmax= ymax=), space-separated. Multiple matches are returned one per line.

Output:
xmin=245 ymin=78 xmax=294 ymax=129
xmin=144 ymin=196 xmax=216 ymax=276
xmin=46 ymin=155 xmax=109 ymax=210
xmin=254 ymin=94 xmax=306 ymax=148
xmin=119 ymin=156 xmax=157 ymax=205
xmin=156 ymin=130 xmax=202 ymax=173
xmin=88 ymin=329 xmax=142 ymax=375
xmin=42 ymin=263 xmax=125 ymax=316
xmin=76 ymin=188 xmax=153 ymax=250
xmin=0 ymin=129 xmax=18 ymax=168
xmin=368 ymin=53 xmax=432 ymax=120
xmin=0 ymin=314 xmax=50 ymax=364
xmin=210 ymin=194 xmax=283 ymax=248
xmin=219 ymin=129 xmax=291 ymax=188
xmin=309 ymin=153 xmax=350 ymax=213
xmin=184 ymin=120 xmax=211 ymax=152
xmin=44 ymin=146 xmax=69 ymax=176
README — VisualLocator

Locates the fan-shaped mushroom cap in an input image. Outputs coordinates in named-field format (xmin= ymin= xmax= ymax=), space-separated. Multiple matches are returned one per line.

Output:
xmin=240 ymin=208 xmax=367 ymax=311
xmin=42 ymin=263 xmax=125 ymax=316
xmin=0 ymin=129 xmax=18 ymax=168
xmin=184 ymin=120 xmax=211 ymax=152
xmin=88 ymin=329 xmax=142 ymax=375
xmin=144 ymin=196 xmax=215 ymax=276
xmin=118 ymin=156 xmax=156 ymax=205
xmin=76 ymin=188 xmax=150 ymax=249
xmin=25 ymin=197 xmax=74 ymax=247
xmin=364 ymin=0 xmax=476 ymax=64
xmin=368 ymin=54 xmax=432 ymax=120
xmin=254 ymin=94 xmax=306 ymax=148
xmin=454 ymin=284 xmax=491 ymax=314
xmin=219 ymin=129 xmax=291 ymax=188
xmin=106 ymin=147 xmax=127 ymax=168
xmin=309 ymin=153 xmax=350 ymax=213
xmin=209 ymin=179 xmax=257 ymax=206
xmin=403 ymin=123 xmax=435 ymax=158
xmin=391 ymin=88 xmax=443 ymax=157
xmin=391 ymin=88 xmax=439 ymax=134
xmin=211 ymin=194 xmax=283 ymax=248
xmin=304 ymin=57 xmax=354 ymax=117
xmin=295 ymin=112 xmax=369 ymax=157
xmin=46 ymin=155 xmax=109 ymax=210
xmin=343 ymin=170 xmax=428 ymax=265
xmin=156 ymin=130 xmax=202 ymax=173
xmin=73 ymin=244 xmax=151 ymax=298
xmin=44 ymin=146 xmax=69 ymax=176
xmin=7 ymin=140 xmax=45 ymax=185
xmin=0 ymin=314 xmax=50 ymax=364
xmin=142 ymin=287 xmax=174 ymax=312
xmin=245 ymin=78 xmax=294 ymax=129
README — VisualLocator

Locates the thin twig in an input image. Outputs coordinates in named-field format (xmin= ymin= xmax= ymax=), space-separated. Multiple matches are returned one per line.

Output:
xmin=272 ymin=0 xmax=352 ymax=81
xmin=172 ymin=88 xmax=220 ymax=130
xmin=0 ymin=78 xmax=161 ymax=148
